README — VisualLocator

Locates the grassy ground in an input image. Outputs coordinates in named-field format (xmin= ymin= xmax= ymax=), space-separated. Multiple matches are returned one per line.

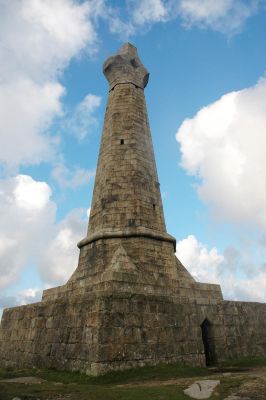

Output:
xmin=219 ymin=356 xmax=266 ymax=368
xmin=0 ymin=357 xmax=265 ymax=400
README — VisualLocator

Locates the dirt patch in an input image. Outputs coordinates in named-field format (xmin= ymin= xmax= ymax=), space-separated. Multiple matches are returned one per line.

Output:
xmin=0 ymin=376 xmax=46 ymax=384
xmin=116 ymin=377 xmax=192 ymax=387
xmin=234 ymin=367 xmax=266 ymax=400
xmin=115 ymin=366 xmax=266 ymax=399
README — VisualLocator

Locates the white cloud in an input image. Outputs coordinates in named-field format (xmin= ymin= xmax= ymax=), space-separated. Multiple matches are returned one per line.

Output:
xmin=129 ymin=0 xmax=168 ymax=26
xmin=0 ymin=288 xmax=42 ymax=320
xmin=0 ymin=174 xmax=87 ymax=290
xmin=0 ymin=174 xmax=55 ymax=289
xmin=37 ymin=209 xmax=86 ymax=286
xmin=229 ymin=272 xmax=266 ymax=302
xmin=0 ymin=0 xmax=99 ymax=169
xmin=64 ymin=94 xmax=102 ymax=140
xmin=176 ymin=234 xmax=224 ymax=283
xmin=18 ymin=287 xmax=42 ymax=305
xmin=52 ymin=163 xmax=95 ymax=189
xmin=88 ymin=0 xmax=135 ymax=37
xmin=176 ymin=76 xmax=266 ymax=230
xmin=177 ymin=0 xmax=258 ymax=34
xmin=125 ymin=0 xmax=260 ymax=35
xmin=176 ymin=235 xmax=266 ymax=302
xmin=1 ymin=0 xmax=97 ymax=83
xmin=176 ymin=77 xmax=266 ymax=302
xmin=14 ymin=174 xmax=52 ymax=211
xmin=107 ymin=14 xmax=135 ymax=37
xmin=0 ymin=78 xmax=64 ymax=169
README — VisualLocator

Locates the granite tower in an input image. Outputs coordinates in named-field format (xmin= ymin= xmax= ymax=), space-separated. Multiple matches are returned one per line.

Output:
xmin=0 ymin=44 xmax=265 ymax=375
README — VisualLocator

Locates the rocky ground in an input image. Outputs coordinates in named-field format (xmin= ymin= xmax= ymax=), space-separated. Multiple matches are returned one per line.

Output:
xmin=0 ymin=363 xmax=265 ymax=400
xmin=115 ymin=367 xmax=266 ymax=399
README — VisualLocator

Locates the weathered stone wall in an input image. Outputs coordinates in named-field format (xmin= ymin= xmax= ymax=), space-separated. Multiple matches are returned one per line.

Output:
xmin=0 ymin=294 xmax=98 ymax=373
xmin=92 ymin=296 xmax=266 ymax=374
xmin=214 ymin=301 xmax=266 ymax=360
xmin=1 ymin=291 xmax=265 ymax=375
xmin=87 ymin=83 xmax=166 ymax=236
xmin=42 ymin=237 xmax=222 ymax=304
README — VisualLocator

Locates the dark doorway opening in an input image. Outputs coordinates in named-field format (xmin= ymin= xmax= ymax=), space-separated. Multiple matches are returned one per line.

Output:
xmin=201 ymin=318 xmax=217 ymax=366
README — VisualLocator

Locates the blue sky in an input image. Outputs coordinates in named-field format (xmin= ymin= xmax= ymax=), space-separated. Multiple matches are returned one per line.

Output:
xmin=0 ymin=0 xmax=266 ymax=315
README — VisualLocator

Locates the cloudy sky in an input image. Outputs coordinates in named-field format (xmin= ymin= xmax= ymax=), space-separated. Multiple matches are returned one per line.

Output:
xmin=0 ymin=0 xmax=266 ymax=317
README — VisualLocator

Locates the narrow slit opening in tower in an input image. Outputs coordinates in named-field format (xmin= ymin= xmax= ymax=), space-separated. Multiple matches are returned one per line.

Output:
xmin=120 ymin=139 xmax=124 ymax=145
xmin=153 ymin=204 xmax=156 ymax=210
xmin=201 ymin=318 xmax=217 ymax=367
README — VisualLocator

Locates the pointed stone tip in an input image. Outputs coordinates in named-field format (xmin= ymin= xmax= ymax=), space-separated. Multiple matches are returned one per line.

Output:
xmin=118 ymin=42 xmax=137 ymax=56
xmin=103 ymin=42 xmax=149 ymax=89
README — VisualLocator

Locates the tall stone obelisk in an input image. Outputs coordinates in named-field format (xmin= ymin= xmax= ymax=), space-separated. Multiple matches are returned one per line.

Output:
xmin=2 ymin=43 xmax=263 ymax=377
xmin=65 ymin=42 xmax=181 ymax=287
xmin=79 ymin=43 xmax=175 ymax=249
xmin=87 ymin=43 xmax=166 ymax=237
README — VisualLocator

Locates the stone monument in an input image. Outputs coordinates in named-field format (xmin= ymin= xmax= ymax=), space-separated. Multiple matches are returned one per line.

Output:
xmin=0 ymin=43 xmax=265 ymax=375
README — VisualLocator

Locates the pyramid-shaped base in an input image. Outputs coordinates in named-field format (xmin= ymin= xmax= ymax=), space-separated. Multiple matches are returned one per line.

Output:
xmin=0 ymin=237 xmax=265 ymax=375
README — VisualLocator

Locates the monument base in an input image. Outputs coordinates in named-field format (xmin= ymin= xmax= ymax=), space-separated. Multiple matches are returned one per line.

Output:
xmin=1 ymin=239 xmax=265 ymax=375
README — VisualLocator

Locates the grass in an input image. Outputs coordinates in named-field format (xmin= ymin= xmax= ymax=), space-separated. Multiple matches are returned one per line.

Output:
xmin=219 ymin=356 xmax=266 ymax=368
xmin=0 ymin=357 xmax=265 ymax=400
xmin=0 ymin=363 xmax=209 ymax=385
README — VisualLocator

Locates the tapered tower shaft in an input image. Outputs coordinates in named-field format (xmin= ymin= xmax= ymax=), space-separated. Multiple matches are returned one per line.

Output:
xmin=78 ymin=43 xmax=175 ymax=249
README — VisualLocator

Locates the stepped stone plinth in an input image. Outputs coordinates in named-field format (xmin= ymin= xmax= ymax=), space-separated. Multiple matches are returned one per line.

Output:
xmin=0 ymin=43 xmax=265 ymax=375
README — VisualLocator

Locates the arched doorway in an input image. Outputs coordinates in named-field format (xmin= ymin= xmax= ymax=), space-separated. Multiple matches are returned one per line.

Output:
xmin=201 ymin=318 xmax=217 ymax=366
